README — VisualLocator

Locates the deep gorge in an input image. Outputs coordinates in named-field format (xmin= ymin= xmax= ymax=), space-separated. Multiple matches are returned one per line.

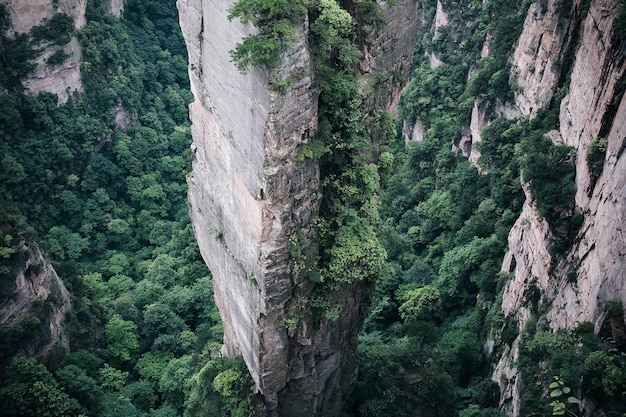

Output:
xmin=0 ymin=0 xmax=625 ymax=416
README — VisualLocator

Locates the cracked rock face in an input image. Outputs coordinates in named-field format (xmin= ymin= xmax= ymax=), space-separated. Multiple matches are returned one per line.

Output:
xmin=1 ymin=0 xmax=87 ymax=103
xmin=0 ymin=243 xmax=71 ymax=369
xmin=177 ymin=0 xmax=326 ymax=413
xmin=494 ymin=0 xmax=626 ymax=414
xmin=177 ymin=0 xmax=421 ymax=414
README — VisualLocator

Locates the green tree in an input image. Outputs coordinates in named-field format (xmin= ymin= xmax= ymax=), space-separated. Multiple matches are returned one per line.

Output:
xmin=399 ymin=285 xmax=441 ymax=323
xmin=0 ymin=357 xmax=75 ymax=417
xmin=106 ymin=314 xmax=140 ymax=364
xmin=55 ymin=364 xmax=103 ymax=414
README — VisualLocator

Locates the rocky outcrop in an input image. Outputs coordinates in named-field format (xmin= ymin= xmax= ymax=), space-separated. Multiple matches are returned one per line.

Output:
xmin=1 ymin=0 xmax=86 ymax=103
xmin=178 ymin=0 xmax=421 ymax=414
xmin=359 ymin=0 xmax=422 ymax=113
xmin=107 ymin=0 xmax=124 ymax=17
xmin=494 ymin=0 xmax=626 ymax=414
xmin=0 ymin=242 xmax=71 ymax=368
xmin=509 ymin=0 xmax=582 ymax=118
xmin=178 ymin=0 xmax=321 ymax=413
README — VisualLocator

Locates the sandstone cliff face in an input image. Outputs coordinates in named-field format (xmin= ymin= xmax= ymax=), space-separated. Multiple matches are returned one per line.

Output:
xmin=494 ymin=0 xmax=626 ymax=414
xmin=178 ymin=0 xmax=320 ymax=413
xmin=360 ymin=0 xmax=422 ymax=113
xmin=178 ymin=0 xmax=420 ymax=414
xmin=1 ymin=0 xmax=86 ymax=103
xmin=0 ymin=242 xmax=71 ymax=368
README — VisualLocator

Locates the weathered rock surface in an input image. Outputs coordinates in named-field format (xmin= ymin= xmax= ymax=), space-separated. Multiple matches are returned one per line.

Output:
xmin=1 ymin=0 xmax=86 ymax=103
xmin=107 ymin=0 xmax=124 ymax=17
xmin=360 ymin=0 xmax=422 ymax=113
xmin=509 ymin=0 xmax=581 ymax=118
xmin=494 ymin=0 xmax=626 ymax=414
xmin=178 ymin=0 xmax=421 ymax=414
xmin=0 ymin=242 xmax=71 ymax=368
xmin=179 ymin=0 xmax=320 ymax=411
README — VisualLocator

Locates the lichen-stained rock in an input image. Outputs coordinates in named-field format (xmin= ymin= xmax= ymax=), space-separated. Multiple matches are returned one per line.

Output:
xmin=177 ymin=0 xmax=421 ymax=414
xmin=0 ymin=0 xmax=87 ymax=103
xmin=0 ymin=242 xmax=71 ymax=369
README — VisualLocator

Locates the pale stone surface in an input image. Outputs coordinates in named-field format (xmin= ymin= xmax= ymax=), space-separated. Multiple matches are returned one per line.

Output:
xmin=0 ymin=242 xmax=71 ymax=366
xmin=510 ymin=0 xmax=580 ymax=117
xmin=494 ymin=1 xmax=626 ymax=414
xmin=403 ymin=118 xmax=424 ymax=143
xmin=468 ymin=99 xmax=488 ymax=165
xmin=0 ymin=0 xmax=86 ymax=103
xmin=434 ymin=0 xmax=449 ymax=34
xmin=107 ymin=0 xmax=124 ymax=17
xmin=428 ymin=51 xmax=444 ymax=68
xmin=180 ymin=0 xmax=318 ymax=402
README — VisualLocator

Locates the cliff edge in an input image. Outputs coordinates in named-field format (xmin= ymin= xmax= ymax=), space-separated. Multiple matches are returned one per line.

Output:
xmin=177 ymin=0 xmax=420 ymax=414
xmin=494 ymin=0 xmax=626 ymax=414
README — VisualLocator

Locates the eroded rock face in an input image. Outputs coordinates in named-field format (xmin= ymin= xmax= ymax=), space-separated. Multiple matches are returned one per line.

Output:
xmin=0 ymin=242 xmax=71 ymax=369
xmin=178 ymin=0 xmax=324 ymax=413
xmin=1 ymin=0 xmax=86 ymax=103
xmin=494 ymin=0 xmax=626 ymax=414
xmin=509 ymin=0 xmax=582 ymax=117
xmin=360 ymin=0 xmax=422 ymax=113
xmin=178 ymin=0 xmax=420 ymax=414
xmin=107 ymin=0 xmax=124 ymax=17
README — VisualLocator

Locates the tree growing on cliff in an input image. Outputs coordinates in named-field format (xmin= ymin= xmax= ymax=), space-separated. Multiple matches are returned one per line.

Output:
xmin=227 ymin=0 xmax=307 ymax=70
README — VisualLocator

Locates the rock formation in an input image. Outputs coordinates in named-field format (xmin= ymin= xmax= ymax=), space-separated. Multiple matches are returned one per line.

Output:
xmin=0 ymin=0 xmax=86 ymax=103
xmin=0 ymin=242 xmax=72 ymax=369
xmin=177 ymin=0 xmax=420 ymax=414
xmin=493 ymin=0 xmax=626 ymax=414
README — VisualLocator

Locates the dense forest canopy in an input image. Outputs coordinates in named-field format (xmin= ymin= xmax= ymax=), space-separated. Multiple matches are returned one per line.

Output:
xmin=0 ymin=0 xmax=260 ymax=416
xmin=1 ymin=0 xmax=625 ymax=416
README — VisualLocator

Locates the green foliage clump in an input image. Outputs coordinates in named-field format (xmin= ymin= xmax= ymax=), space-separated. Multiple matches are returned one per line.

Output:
xmin=586 ymin=137 xmax=608 ymax=179
xmin=516 ymin=322 xmax=626 ymax=416
xmin=518 ymin=132 xmax=576 ymax=225
xmin=228 ymin=0 xmax=307 ymax=70
xmin=0 ymin=357 xmax=76 ymax=417
xmin=185 ymin=357 xmax=261 ymax=417
xmin=31 ymin=13 xmax=75 ymax=45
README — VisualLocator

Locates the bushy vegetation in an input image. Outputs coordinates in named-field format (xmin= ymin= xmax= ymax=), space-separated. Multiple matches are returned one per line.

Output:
xmin=2 ymin=0 xmax=624 ymax=416
xmin=0 ymin=0 xmax=258 ymax=415
xmin=227 ymin=0 xmax=308 ymax=70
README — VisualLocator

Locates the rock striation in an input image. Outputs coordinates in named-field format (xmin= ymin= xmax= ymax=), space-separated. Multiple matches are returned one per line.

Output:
xmin=178 ymin=0 xmax=421 ymax=414
xmin=0 ymin=242 xmax=71 ymax=369
xmin=493 ymin=0 xmax=626 ymax=414
xmin=1 ymin=0 xmax=86 ymax=103
xmin=178 ymin=0 xmax=324 ymax=413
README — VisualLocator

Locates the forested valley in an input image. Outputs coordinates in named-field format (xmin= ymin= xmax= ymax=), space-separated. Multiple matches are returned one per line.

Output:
xmin=1 ymin=0 xmax=625 ymax=416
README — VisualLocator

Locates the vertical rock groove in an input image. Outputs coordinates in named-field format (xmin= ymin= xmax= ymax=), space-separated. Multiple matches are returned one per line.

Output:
xmin=177 ymin=0 xmax=421 ymax=414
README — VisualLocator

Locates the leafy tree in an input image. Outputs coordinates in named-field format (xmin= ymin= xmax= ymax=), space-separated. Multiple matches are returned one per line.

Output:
xmin=106 ymin=314 xmax=140 ymax=364
xmin=0 ymin=357 xmax=75 ymax=417
xmin=99 ymin=363 xmax=129 ymax=392
xmin=55 ymin=364 xmax=103 ymax=414
xmin=399 ymin=285 xmax=441 ymax=323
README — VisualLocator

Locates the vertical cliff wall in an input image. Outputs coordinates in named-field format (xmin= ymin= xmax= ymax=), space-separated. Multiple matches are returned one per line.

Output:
xmin=177 ymin=0 xmax=420 ymax=414
xmin=493 ymin=0 xmax=626 ymax=414
xmin=178 ymin=0 xmax=320 ymax=412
